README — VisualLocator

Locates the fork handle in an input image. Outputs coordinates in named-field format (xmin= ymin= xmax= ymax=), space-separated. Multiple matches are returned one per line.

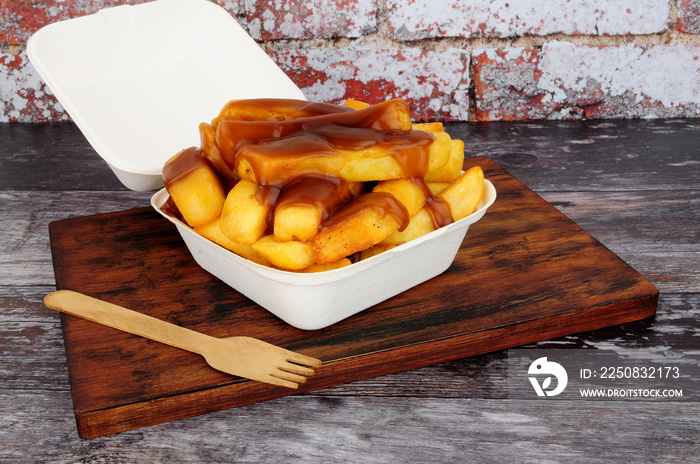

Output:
xmin=44 ymin=290 xmax=212 ymax=355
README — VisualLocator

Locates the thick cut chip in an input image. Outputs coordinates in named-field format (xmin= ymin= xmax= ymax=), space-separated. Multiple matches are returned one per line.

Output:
xmin=344 ymin=98 xmax=371 ymax=110
xmin=219 ymin=180 xmax=276 ymax=244
xmin=274 ymin=176 xmax=353 ymax=242
xmin=163 ymin=147 xmax=226 ymax=228
xmin=440 ymin=165 xmax=485 ymax=221
xmin=313 ymin=178 xmax=428 ymax=264
xmin=199 ymin=123 xmax=238 ymax=181
xmin=335 ymin=130 xmax=451 ymax=181
xmin=383 ymin=166 xmax=485 ymax=246
xmin=359 ymin=243 xmax=397 ymax=261
xmin=252 ymin=235 xmax=316 ymax=270
xmin=235 ymin=128 xmax=449 ymax=186
xmin=217 ymin=99 xmax=413 ymax=162
xmin=217 ymin=99 xmax=428 ymax=186
xmin=211 ymin=98 xmax=352 ymax=128
xmin=381 ymin=208 xmax=434 ymax=246
xmin=425 ymin=138 xmax=464 ymax=182
xmin=412 ymin=121 xmax=444 ymax=133
xmin=274 ymin=204 xmax=321 ymax=243
xmin=429 ymin=132 xmax=453 ymax=173
xmin=373 ymin=178 xmax=429 ymax=217
xmin=348 ymin=181 xmax=365 ymax=196
xmin=195 ymin=219 xmax=271 ymax=266
xmin=426 ymin=182 xmax=450 ymax=195
xmin=299 ymin=258 xmax=352 ymax=273
xmin=314 ymin=203 xmax=399 ymax=265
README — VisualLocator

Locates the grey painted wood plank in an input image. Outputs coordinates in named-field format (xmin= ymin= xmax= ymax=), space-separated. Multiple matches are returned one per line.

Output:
xmin=2 ymin=391 xmax=698 ymax=464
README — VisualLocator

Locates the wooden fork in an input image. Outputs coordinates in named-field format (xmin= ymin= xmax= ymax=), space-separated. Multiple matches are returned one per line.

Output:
xmin=44 ymin=290 xmax=322 ymax=389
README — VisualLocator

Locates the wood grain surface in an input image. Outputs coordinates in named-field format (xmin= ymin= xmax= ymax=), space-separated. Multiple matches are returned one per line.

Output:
xmin=1 ymin=120 xmax=698 ymax=463
xmin=46 ymin=157 xmax=657 ymax=438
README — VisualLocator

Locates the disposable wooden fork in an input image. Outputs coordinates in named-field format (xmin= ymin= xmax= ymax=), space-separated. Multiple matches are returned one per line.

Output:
xmin=44 ymin=290 xmax=322 ymax=389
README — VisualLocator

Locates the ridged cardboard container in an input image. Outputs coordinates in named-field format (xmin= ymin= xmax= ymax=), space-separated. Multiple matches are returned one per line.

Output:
xmin=152 ymin=181 xmax=496 ymax=329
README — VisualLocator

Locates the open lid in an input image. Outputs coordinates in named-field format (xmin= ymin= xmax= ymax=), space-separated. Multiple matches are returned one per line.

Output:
xmin=27 ymin=0 xmax=305 ymax=191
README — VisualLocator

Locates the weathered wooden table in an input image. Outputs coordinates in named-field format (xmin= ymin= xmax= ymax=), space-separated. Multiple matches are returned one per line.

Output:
xmin=1 ymin=119 xmax=698 ymax=463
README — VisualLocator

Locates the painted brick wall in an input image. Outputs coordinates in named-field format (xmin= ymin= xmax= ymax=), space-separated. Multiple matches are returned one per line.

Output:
xmin=2 ymin=0 xmax=700 ymax=122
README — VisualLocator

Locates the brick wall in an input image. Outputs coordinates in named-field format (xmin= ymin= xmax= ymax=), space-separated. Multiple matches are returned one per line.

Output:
xmin=2 ymin=0 xmax=700 ymax=122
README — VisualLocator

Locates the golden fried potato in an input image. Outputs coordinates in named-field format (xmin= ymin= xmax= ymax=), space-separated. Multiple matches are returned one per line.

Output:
xmin=195 ymin=219 xmax=271 ymax=266
xmin=313 ymin=205 xmax=393 ymax=265
xmin=373 ymin=178 xmax=429 ymax=217
xmin=199 ymin=122 xmax=238 ymax=182
xmin=219 ymin=180 xmax=274 ymax=244
xmin=217 ymin=99 xmax=413 ymax=161
xmin=299 ymin=258 xmax=353 ymax=273
xmin=211 ymin=98 xmax=352 ymax=128
xmin=334 ymin=130 xmax=452 ymax=181
xmin=426 ymin=182 xmax=451 ymax=195
xmin=313 ymin=178 xmax=429 ymax=264
xmin=428 ymin=132 xmax=452 ymax=172
xmin=382 ymin=166 xmax=484 ymax=246
xmin=236 ymin=139 xmax=436 ymax=184
xmin=425 ymin=138 xmax=464 ymax=183
xmin=359 ymin=243 xmax=397 ymax=261
xmin=381 ymin=208 xmax=434 ymax=246
xmin=344 ymin=98 xmax=371 ymax=110
xmin=235 ymin=128 xmax=451 ymax=187
xmin=252 ymin=235 xmax=316 ymax=270
xmin=163 ymin=147 xmax=226 ymax=228
xmin=412 ymin=122 xmax=444 ymax=133
xmin=348 ymin=181 xmax=365 ymax=196
xmin=273 ymin=177 xmax=353 ymax=242
xmin=274 ymin=204 xmax=321 ymax=243
xmin=219 ymin=99 xmax=426 ymax=185
xmin=440 ymin=165 xmax=485 ymax=221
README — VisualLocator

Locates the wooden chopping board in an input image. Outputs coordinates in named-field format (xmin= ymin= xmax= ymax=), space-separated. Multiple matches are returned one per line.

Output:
xmin=48 ymin=157 xmax=658 ymax=438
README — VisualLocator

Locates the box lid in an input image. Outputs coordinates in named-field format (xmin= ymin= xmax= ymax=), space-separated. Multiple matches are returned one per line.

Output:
xmin=27 ymin=0 xmax=305 ymax=191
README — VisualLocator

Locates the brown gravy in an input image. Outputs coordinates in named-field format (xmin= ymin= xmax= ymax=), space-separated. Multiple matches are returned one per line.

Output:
xmin=163 ymin=98 xmax=458 ymax=247
xmin=162 ymin=147 xmax=212 ymax=191
xmin=215 ymin=98 xmax=434 ymax=187
xmin=410 ymin=178 xmax=454 ymax=229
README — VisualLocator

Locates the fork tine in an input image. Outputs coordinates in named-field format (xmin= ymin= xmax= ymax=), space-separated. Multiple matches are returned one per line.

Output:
xmin=266 ymin=376 xmax=303 ymax=389
xmin=281 ymin=362 xmax=317 ymax=377
xmin=270 ymin=370 xmax=310 ymax=386
xmin=286 ymin=351 xmax=323 ymax=368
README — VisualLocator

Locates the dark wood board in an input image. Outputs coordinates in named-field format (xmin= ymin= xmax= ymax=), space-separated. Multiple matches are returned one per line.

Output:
xmin=48 ymin=157 xmax=658 ymax=438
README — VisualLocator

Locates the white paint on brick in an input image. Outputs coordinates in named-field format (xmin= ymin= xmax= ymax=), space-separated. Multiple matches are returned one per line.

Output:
xmin=0 ymin=50 xmax=66 ymax=122
xmin=539 ymin=41 xmax=700 ymax=109
xmin=477 ymin=47 xmax=525 ymax=62
xmin=244 ymin=0 xmax=376 ymax=40
xmin=275 ymin=46 xmax=470 ymax=120
xmin=214 ymin=0 xmax=240 ymax=16
xmin=386 ymin=0 xmax=671 ymax=39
